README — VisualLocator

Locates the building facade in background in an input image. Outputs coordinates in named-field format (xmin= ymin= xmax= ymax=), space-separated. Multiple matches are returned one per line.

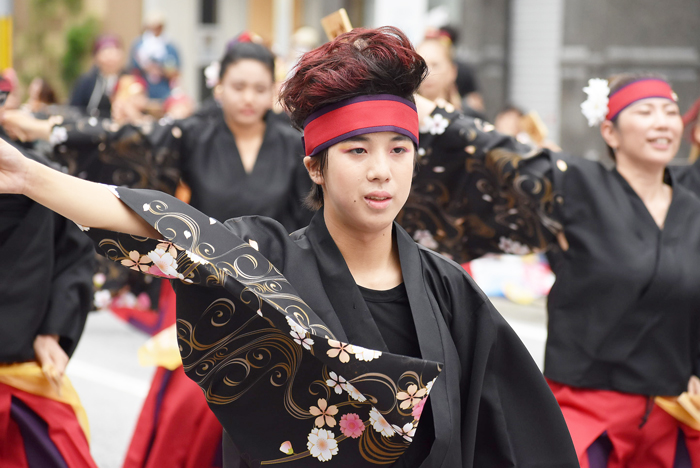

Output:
xmin=9 ymin=0 xmax=700 ymax=160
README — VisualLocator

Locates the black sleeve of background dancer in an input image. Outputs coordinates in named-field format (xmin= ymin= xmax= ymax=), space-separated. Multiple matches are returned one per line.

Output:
xmin=38 ymin=214 xmax=95 ymax=357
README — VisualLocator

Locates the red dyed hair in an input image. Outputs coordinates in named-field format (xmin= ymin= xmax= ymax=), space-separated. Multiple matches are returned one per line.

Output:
xmin=280 ymin=27 xmax=428 ymax=131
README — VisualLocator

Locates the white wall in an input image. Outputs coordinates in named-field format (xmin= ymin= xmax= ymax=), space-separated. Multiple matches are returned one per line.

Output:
xmin=509 ymin=0 xmax=564 ymax=142
xmin=368 ymin=0 xmax=428 ymax=46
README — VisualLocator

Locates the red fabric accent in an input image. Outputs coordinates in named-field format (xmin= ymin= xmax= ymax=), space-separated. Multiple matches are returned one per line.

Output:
xmin=547 ymin=379 xmax=700 ymax=468
xmin=303 ymin=99 xmax=419 ymax=156
xmin=123 ymin=366 xmax=222 ymax=468
xmin=110 ymin=280 xmax=177 ymax=336
xmin=461 ymin=262 xmax=472 ymax=276
xmin=0 ymin=384 xmax=96 ymax=468
xmin=606 ymin=79 xmax=676 ymax=121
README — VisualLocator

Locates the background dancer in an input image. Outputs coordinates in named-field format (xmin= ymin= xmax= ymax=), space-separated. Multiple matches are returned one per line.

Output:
xmin=0 ymin=27 xmax=577 ymax=468
xmin=406 ymin=72 xmax=700 ymax=467
xmin=0 ymin=75 xmax=97 ymax=468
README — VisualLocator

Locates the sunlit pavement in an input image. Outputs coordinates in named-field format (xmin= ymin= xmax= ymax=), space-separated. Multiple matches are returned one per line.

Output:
xmin=67 ymin=298 xmax=547 ymax=467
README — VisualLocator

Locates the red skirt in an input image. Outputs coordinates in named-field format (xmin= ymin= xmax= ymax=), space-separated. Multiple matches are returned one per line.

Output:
xmin=0 ymin=384 xmax=97 ymax=468
xmin=123 ymin=365 xmax=223 ymax=468
xmin=548 ymin=379 xmax=700 ymax=468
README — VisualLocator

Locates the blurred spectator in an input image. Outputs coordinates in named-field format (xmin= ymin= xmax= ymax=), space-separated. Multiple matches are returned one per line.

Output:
xmin=110 ymin=74 xmax=150 ymax=125
xmin=23 ymin=77 xmax=57 ymax=114
xmin=162 ymin=89 xmax=194 ymax=120
xmin=437 ymin=26 xmax=485 ymax=113
xmin=129 ymin=11 xmax=181 ymax=100
xmin=416 ymin=38 xmax=458 ymax=105
xmin=69 ymin=35 xmax=125 ymax=118
xmin=2 ymin=69 xmax=21 ymax=110
xmin=417 ymin=36 xmax=485 ymax=120
xmin=494 ymin=105 xmax=525 ymax=137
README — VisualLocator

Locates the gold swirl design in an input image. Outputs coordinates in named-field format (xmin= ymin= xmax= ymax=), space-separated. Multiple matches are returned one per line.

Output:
xmin=350 ymin=373 xmax=399 ymax=413
xmin=203 ymin=330 xmax=302 ymax=405
xmin=359 ymin=424 xmax=409 ymax=465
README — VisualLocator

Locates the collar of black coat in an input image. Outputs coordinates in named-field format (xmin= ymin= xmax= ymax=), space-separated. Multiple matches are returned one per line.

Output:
xmin=303 ymin=208 xmax=447 ymax=366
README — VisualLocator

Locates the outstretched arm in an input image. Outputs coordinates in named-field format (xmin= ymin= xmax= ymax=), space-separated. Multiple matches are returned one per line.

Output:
xmin=0 ymin=138 xmax=157 ymax=238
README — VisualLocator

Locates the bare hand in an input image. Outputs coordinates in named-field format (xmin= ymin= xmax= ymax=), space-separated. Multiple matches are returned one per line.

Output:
xmin=1 ymin=110 xmax=54 ymax=142
xmin=33 ymin=334 xmax=68 ymax=395
xmin=688 ymin=375 xmax=700 ymax=395
xmin=0 ymin=137 xmax=32 ymax=195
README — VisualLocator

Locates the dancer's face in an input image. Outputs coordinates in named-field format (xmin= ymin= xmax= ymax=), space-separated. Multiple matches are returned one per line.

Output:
xmin=417 ymin=40 xmax=456 ymax=102
xmin=602 ymin=98 xmax=682 ymax=167
xmin=306 ymin=131 xmax=415 ymax=234
xmin=216 ymin=59 xmax=274 ymax=127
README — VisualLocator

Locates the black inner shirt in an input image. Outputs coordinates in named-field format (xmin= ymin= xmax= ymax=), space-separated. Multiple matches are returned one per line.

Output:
xmin=358 ymin=283 xmax=435 ymax=467
xmin=357 ymin=283 xmax=421 ymax=358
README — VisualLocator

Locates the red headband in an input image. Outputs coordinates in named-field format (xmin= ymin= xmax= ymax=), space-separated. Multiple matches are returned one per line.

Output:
xmin=607 ymin=79 xmax=676 ymax=121
xmin=302 ymin=95 xmax=419 ymax=156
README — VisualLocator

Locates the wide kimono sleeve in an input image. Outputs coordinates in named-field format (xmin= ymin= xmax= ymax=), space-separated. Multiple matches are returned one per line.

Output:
xmin=431 ymin=258 xmax=577 ymax=466
xmin=50 ymin=117 xmax=182 ymax=195
xmin=38 ymin=215 xmax=95 ymax=357
xmin=84 ymin=187 xmax=443 ymax=466
xmin=399 ymin=105 xmax=567 ymax=263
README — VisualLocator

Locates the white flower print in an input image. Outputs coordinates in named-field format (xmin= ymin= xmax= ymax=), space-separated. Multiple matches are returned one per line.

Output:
xmin=412 ymin=229 xmax=439 ymax=250
xmin=498 ymin=236 xmax=531 ymax=255
xmin=326 ymin=340 xmax=353 ymax=363
xmin=100 ymin=184 xmax=121 ymax=198
xmin=396 ymin=384 xmax=427 ymax=410
xmin=345 ymin=383 xmax=367 ymax=402
xmin=186 ymin=250 xmax=209 ymax=265
xmin=326 ymin=371 xmax=347 ymax=395
xmin=49 ymin=126 xmax=68 ymax=146
xmin=309 ymin=398 xmax=339 ymax=428
xmin=93 ymin=290 xmax=112 ymax=310
xmin=147 ymin=248 xmax=182 ymax=278
xmin=290 ymin=326 xmax=314 ymax=350
xmin=425 ymin=377 xmax=437 ymax=395
xmin=420 ymin=113 xmax=450 ymax=135
xmin=580 ymin=78 xmax=610 ymax=127
xmin=369 ymin=407 xmax=394 ymax=437
xmin=391 ymin=422 xmax=417 ymax=442
xmin=307 ymin=428 xmax=338 ymax=462
xmin=351 ymin=345 xmax=382 ymax=362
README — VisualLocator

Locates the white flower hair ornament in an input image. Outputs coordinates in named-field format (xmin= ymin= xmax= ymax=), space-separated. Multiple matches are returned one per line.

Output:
xmin=580 ymin=78 xmax=610 ymax=127
xmin=204 ymin=61 xmax=221 ymax=89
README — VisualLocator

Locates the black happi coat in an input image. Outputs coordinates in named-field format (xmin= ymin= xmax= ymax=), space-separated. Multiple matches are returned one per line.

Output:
xmin=0 ymin=133 xmax=94 ymax=361
xmin=402 ymin=105 xmax=700 ymax=397
xmin=176 ymin=109 xmax=312 ymax=232
xmin=88 ymin=188 xmax=577 ymax=467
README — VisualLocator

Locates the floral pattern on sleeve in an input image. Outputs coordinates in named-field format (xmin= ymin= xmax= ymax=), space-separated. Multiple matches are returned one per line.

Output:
xmin=86 ymin=187 xmax=441 ymax=466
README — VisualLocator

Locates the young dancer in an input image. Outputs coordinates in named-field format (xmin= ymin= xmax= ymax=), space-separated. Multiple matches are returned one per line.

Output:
xmin=0 ymin=28 xmax=577 ymax=467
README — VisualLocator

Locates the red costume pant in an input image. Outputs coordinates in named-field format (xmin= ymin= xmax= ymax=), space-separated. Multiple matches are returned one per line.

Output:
xmin=548 ymin=380 xmax=700 ymax=468
xmin=0 ymin=384 xmax=97 ymax=468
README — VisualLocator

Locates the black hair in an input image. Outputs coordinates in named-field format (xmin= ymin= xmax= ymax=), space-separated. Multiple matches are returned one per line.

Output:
xmin=219 ymin=42 xmax=276 ymax=81
xmin=281 ymin=27 xmax=428 ymax=210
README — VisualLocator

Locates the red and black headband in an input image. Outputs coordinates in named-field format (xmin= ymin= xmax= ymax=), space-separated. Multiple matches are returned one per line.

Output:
xmin=302 ymin=94 xmax=419 ymax=157
xmin=607 ymin=78 xmax=677 ymax=121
